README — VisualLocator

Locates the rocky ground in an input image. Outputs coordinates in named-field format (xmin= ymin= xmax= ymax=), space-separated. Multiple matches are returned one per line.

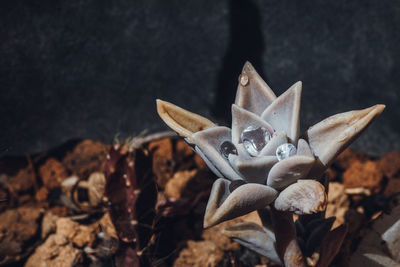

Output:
xmin=0 ymin=137 xmax=399 ymax=266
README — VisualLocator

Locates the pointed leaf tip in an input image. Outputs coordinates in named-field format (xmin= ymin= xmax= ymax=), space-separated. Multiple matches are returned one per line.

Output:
xmin=305 ymin=104 xmax=385 ymax=177
xmin=204 ymin=180 xmax=278 ymax=228
xmin=156 ymin=99 xmax=215 ymax=139
xmin=235 ymin=62 xmax=277 ymax=115
xmin=261 ymin=81 xmax=302 ymax=143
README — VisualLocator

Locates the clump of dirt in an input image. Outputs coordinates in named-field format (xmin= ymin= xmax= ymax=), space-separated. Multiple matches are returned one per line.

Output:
xmin=0 ymin=139 xmax=399 ymax=267
xmin=39 ymin=158 xmax=68 ymax=190
xmin=62 ymin=140 xmax=109 ymax=178
xmin=0 ymin=206 xmax=43 ymax=265
xmin=342 ymin=160 xmax=384 ymax=194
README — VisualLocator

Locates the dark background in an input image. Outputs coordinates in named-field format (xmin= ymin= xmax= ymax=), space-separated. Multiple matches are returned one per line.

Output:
xmin=1 ymin=0 xmax=399 ymax=156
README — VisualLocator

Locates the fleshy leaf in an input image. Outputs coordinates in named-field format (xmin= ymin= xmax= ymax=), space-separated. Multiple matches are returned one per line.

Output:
xmin=305 ymin=104 xmax=385 ymax=178
xmin=296 ymin=139 xmax=314 ymax=158
xmin=194 ymin=146 xmax=224 ymax=178
xmin=229 ymin=154 xmax=278 ymax=184
xmin=317 ymin=224 xmax=348 ymax=267
xmin=156 ymin=99 xmax=215 ymax=139
xmin=223 ymin=222 xmax=282 ymax=264
xmin=271 ymin=208 xmax=306 ymax=267
xmin=234 ymin=61 xmax=277 ymax=115
xmin=204 ymin=179 xmax=278 ymax=228
xmin=261 ymin=81 xmax=302 ymax=143
xmin=259 ymin=131 xmax=288 ymax=156
xmin=305 ymin=217 xmax=335 ymax=255
xmin=274 ymin=180 xmax=327 ymax=215
xmin=192 ymin=127 xmax=243 ymax=181
xmin=267 ymin=155 xmax=315 ymax=190
xmin=231 ymin=104 xmax=274 ymax=146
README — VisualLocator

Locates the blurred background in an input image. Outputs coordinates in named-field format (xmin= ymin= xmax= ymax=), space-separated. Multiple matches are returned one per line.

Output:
xmin=1 ymin=0 xmax=399 ymax=156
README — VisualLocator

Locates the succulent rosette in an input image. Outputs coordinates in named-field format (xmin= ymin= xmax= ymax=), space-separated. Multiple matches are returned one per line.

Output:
xmin=156 ymin=62 xmax=384 ymax=231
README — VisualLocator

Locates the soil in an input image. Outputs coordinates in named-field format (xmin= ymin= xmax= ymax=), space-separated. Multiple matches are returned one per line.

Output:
xmin=0 ymin=138 xmax=399 ymax=266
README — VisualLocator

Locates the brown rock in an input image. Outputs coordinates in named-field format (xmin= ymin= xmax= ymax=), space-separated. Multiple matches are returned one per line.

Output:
xmin=194 ymin=154 xmax=210 ymax=170
xmin=26 ymin=212 xmax=117 ymax=267
xmin=202 ymin=221 xmax=241 ymax=252
xmin=165 ymin=169 xmax=213 ymax=199
xmin=0 ymin=188 xmax=7 ymax=211
xmin=8 ymin=167 xmax=35 ymax=193
xmin=378 ymin=151 xmax=400 ymax=178
xmin=165 ymin=170 xmax=197 ymax=199
xmin=325 ymin=182 xmax=350 ymax=228
xmin=48 ymin=206 xmax=68 ymax=217
xmin=39 ymin=158 xmax=68 ymax=190
xmin=25 ymin=234 xmax=83 ymax=267
xmin=97 ymin=212 xmax=118 ymax=240
xmin=148 ymin=138 xmax=174 ymax=188
xmin=55 ymin=218 xmax=96 ymax=248
xmin=62 ymin=140 xmax=108 ymax=178
xmin=0 ymin=206 xmax=43 ymax=265
xmin=173 ymin=240 xmax=225 ymax=267
xmin=88 ymin=172 xmax=106 ymax=207
xmin=384 ymin=178 xmax=400 ymax=196
xmin=41 ymin=212 xmax=59 ymax=239
xmin=342 ymin=160 xmax=384 ymax=194
xmin=334 ymin=148 xmax=368 ymax=171
xmin=35 ymin=186 xmax=49 ymax=202
xmin=175 ymin=139 xmax=195 ymax=160
xmin=175 ymin=139 xmax=198 ymax=171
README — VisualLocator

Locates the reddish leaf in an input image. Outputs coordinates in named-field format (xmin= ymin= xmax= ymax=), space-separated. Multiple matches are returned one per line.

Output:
xmin=104 ymin=145 xmax=157 ymax=266
xmin=316 ymin=224 xmax=348 ymax=267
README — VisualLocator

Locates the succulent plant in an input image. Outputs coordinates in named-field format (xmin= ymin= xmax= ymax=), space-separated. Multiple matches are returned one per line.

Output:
xmin=156 ymin=62 xmax=384 ymax=266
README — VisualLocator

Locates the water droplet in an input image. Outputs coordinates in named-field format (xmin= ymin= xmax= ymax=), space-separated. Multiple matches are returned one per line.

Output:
xmin=276 ymin=143 xmax=297 ymax=161
xmin=126 ymin=179 xmax=131 ymax=187
xmin=229 ymin=179 xmax=246 ymax=192
xmin=241 ymin=126 xmax=271 ymax=156
xmin=220 ymin=141 xmax=238 ymax=159
xmin=239 ymin=74 xmax=249 ymax=86
xmin=123 ymin=174 xmax=127 ymax=179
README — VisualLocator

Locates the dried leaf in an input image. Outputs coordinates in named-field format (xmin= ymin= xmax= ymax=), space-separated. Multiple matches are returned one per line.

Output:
xmin=104 ymin=145 xmax=157 ymax=266
xmin=316 ymin=224 xmax=348 ymax=267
